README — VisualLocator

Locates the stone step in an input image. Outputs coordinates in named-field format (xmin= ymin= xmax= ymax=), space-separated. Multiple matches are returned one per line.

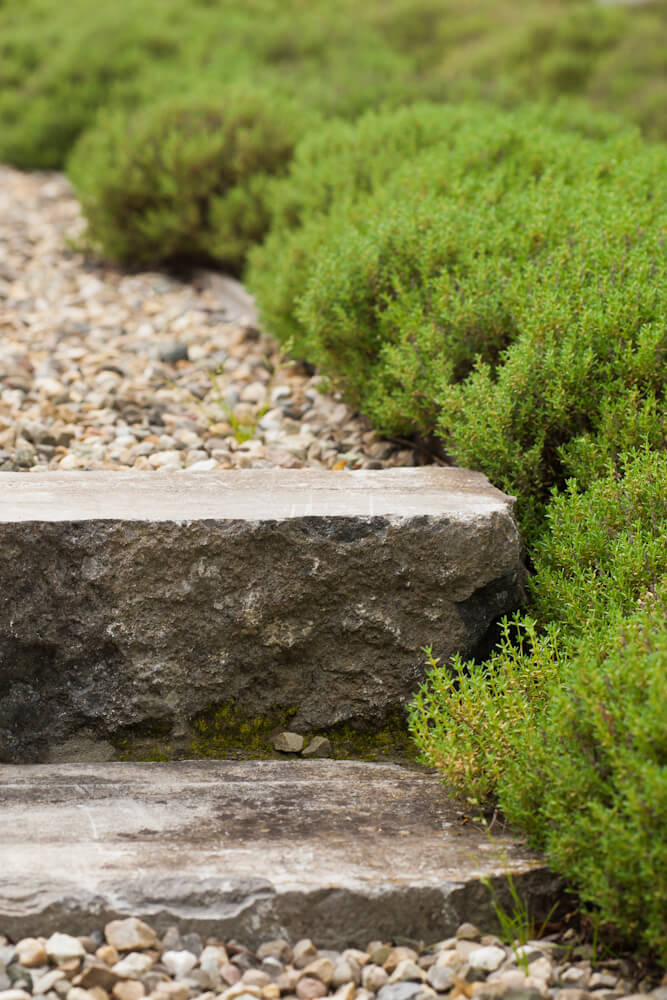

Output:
xmin=0 ymin=468 xmax=524 ymax=763
xmin=0 ymin=760 xmax=562 ymax=946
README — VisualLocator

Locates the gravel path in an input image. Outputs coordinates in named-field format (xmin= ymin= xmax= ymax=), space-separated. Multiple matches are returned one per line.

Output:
xmin=0 ymin=166 xmax=419 ymax=474
xmin=1 ymin=919 xmax=663 ymax=1000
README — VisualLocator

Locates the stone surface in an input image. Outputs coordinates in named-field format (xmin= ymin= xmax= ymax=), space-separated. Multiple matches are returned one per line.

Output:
xmin=468 ymin=946 xmax=506 ymax=972
xmin=0 ymin=468 xmax=523 ymax=763
xmin=273 ymin=733 xmax=305 ymax=754
xmin=104 ymin=920 xmax=156 ymax=953
xmin=302 ymin=737 xmax=332 ymax=759
xmin=0 ymin=760 xmax=560 ymax=947
xmin=45 ymin=934 xmax=85 ymax=963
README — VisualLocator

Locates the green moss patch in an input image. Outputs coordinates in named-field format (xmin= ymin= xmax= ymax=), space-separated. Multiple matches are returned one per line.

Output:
xmin=114 ymin=702 xmax=417 ymax=764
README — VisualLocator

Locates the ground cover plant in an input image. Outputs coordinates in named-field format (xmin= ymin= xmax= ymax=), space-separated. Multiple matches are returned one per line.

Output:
xmin=248 ymin=103 xmax=667 ymax=957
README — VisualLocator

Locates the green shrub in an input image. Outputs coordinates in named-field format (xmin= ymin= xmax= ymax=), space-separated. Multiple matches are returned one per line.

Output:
xmin=250 ymin=105 xmax=665 ymax=538
xmin=427 ymin=1 xmax=667 ymax=142
xmin=247 ymin=100 xmax=638 ymax=347
xmin=68 ymin=89 xmax=312 ymax=273
xmin=0 ymin=0 xmax=665 ymax=169
xmin=0 ymin=0 xmax=419 ymax=169
xmin=529 ymin=449 xmax=667 ymax=640
xmin=500 ymin=585 xmax=667 ymax=961
xmin=409 ymin=451 xmax=667 ymax=957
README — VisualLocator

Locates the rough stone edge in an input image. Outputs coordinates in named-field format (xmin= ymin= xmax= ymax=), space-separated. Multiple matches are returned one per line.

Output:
xmin=0 ymin=867 xmax=565 ymax=948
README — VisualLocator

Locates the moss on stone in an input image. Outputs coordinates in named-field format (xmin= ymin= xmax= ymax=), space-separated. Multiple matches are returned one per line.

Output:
xmin=189 ymin=701 xmax=299 ymax=759
xmin=113 ymin=701 xmax=418 ymax=763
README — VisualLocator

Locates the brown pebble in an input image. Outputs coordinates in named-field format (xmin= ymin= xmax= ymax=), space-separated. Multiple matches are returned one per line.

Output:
xmin=301 ymin=959 xmax=334 ymax=987
xmin=15 ymin=938 xmax=48 ymax=968
xmin=296 ymin=977 xmax=328 ymax=1000
xmin=150 ymin=984 xmax=189 ymax=1000
xmin=112 ymin=983 xmax=146 ymax=1000
xmin=293 ymin=941 xmax=318 ymax=970
xmin=456 ymin=923 xmax=481 ymax=941
xmin=97 ymin=946 xmax=120 ymax=967
xmin=105 ymin=919 xmax=157 ymax=953
xmin=383 ymin=949 xmax=417 ymax=974
xmin=221 ymin=964 xmax=242 ymax=986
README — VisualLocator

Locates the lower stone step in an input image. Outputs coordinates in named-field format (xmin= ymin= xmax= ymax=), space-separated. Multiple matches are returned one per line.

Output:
xmin=0 ymin=468 xmax=524 ymax=763
xmin=0 ymin=760 xmax=561 ymax=946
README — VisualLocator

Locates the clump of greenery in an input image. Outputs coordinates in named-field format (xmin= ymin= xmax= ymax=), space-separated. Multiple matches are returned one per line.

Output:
xmin=1 ymin=0 xmax=665 ymax=170
xmin=254 ymin=100 xmax=666 ymax=956
xmin=0 ymin=0 xmax=419 ymax=170
xmin=500 ymin=589 xmax=667 ymax=960
xmin=419 ymin=1 xmax=667 ymax=142
xmin=409 ymin=451 xmax=667 ymax=958
xmin=248 ymin=100 xmax=639 ymax=346
xmin=67 ymin=89 xmax=312 ymax=273
xmin=250 ymin=104 xmax=665 ymax=534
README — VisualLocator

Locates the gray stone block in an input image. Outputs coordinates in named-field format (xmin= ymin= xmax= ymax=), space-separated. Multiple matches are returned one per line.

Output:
xmin=0 ymin=468 xmax=524 ymax=762
xmin=0 ymin=760 xmax=563 ymax=947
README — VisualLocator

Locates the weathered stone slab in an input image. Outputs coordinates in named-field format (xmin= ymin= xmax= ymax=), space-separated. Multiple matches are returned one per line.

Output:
xmin=0 ymin=760 xmax=563 ymax=946
xmin=0 ymin=469 xmax=524 ymax=762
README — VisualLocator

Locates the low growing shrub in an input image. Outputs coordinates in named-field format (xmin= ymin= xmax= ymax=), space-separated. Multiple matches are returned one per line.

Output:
xmin=500 ymin=585 xmax=667 ymax=961
xmin=68 ymin=89 xmax=312 ymax=273
xmin=409 ymin=450 xmax=667 ymax=957
xmin=251 ymin=105 xmax=665 ymax=538
xmin=1 ymin=0 xmax=665 ymax=169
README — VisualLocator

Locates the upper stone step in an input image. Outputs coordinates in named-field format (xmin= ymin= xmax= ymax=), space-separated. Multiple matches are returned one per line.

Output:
xmin=0 ymin=469 xmax=524 ymax=763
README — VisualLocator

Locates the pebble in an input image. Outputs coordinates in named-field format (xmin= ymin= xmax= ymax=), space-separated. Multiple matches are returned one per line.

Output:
xmin=302 ymin=737 xmax=332 ymax=759
xmin=294 ymin=943 xmax=319 ymax=971
xmin=161 ymin=953 xmax=197 ymax=979
xmin=105 ymin=922 xmax=157 ymax=954
xmin=272 ymin=733 xmax=305 ymax=754
xmin=111 ymin=955 xmax=153 ymax=980
xmin=0 ymin=166 xmax=424 ymax=476
xmin=14 ymin=942 xmax=47 ymax=969
xmin=296 ymin=978 xmax=328 ymax=1000
xmin=111 ymin=985 xmax=144 ymax=1000
xmin=376 ymin=983 xmax=423 ymax=1000
xmin=468 ymin=947 xmax=506 ymax=973
xmin=0 ymin=917 xmax=662 ymax=1000
xmin=387 ymin=962 xmax=425 ymax=985
xmin=45 ymin=934 xmax=86 ymax=963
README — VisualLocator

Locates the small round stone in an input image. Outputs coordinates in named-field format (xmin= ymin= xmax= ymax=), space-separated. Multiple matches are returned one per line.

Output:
xmin=104 ymin=920 xmax=156 ymax=953
xmin=46 ymin=934 xmax=86 ymax=964
xmin=15 ymin=939 xmax=48 ymax=968
xmin=295 ymin=977 xmax=327 ymax=1000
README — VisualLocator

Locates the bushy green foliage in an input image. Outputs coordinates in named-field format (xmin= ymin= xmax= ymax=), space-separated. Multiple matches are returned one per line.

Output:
xmin=530 ymin=450 xmax=667 ymax=640
xmin=0 ymin=0 xmax=665 ymax=169
xmin=67 ymin=89 xmax=311 ymax=273
xmin=250 ymin=104 xmax=666 ymax=536
xmin=409 ymin=451 xmax=667 ymax=956
xmin=423 ymin=1 xmax=667 ymax=142
xmin=0 ymin=0 xmax=420 ymax=169
xmin=500 ymin=586 xmax=667 ymax=960
xmin=265 ymin=102 xmax=667 ymax=955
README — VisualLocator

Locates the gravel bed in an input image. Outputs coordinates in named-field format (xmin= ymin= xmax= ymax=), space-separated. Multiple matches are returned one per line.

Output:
xmin=0 ymin=919 xmax=663 ymax=1000
xmin=0 ymin=166 xmax=420 ymax=474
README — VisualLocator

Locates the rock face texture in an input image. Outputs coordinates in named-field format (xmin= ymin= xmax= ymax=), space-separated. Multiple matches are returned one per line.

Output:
xmin=0 ymin=760 xmax=561 ymax=945
xmin=0 ymin=468 xmax=524 ymax=762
